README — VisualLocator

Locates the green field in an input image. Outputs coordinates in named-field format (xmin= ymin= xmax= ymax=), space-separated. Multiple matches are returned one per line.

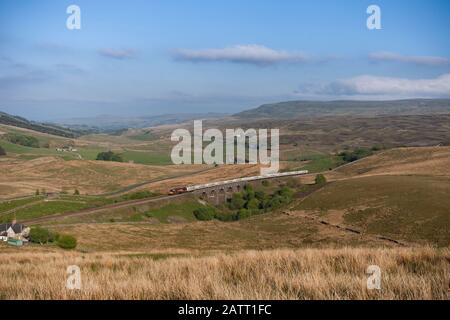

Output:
xmin=143 ymin=200 xmax=210 ymax=223
xmin=0 ymin=195 xmax=116 ymax=223
xmin=0 ymin=196 xmax=44 ymax=214
xmin=295 ymin=175 xmax=450 ymax=246
xmin=0 ymin=200 xmax=91 ymax=222
xmin=121 ymin=149 xmax=172 ymax=165
xmin=77 ymin=147 xmax=106 ymax=160
xmin=0 ymin=140 xmax=77 ymax=159
xmin=0 ymin=192 xmax=162 ymax=223
xmin=298 ymin=154 xmax=344 ymax=173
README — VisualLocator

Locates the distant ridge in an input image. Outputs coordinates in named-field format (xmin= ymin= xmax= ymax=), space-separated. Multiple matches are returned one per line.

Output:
xmin=234 ymin=99 xmax=450 ymax=119
xmin=55 ymin=112 xmax=228 ymax=131
xmin=0 ymin=111 xmax=82 ymax=138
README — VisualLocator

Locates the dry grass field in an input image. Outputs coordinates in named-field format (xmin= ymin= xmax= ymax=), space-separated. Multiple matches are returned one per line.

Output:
xmin=0 ymin=156 xmax=211 ymax=198
xmin=334 ymin=147 xmax=450 ymax=178
xmin=0 ymin=247 xmax=447 ymax=300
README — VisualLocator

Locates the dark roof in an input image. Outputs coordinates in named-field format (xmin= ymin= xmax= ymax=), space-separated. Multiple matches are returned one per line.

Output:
xmin=0 ymin=223 xmax=27 ymax=234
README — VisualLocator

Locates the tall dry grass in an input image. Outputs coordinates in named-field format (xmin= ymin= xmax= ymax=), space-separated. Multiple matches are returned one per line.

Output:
xmin=0 ymin=247 xmax=448 ymax=300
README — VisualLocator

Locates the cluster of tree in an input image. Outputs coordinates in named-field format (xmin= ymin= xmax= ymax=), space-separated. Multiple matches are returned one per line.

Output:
xmin=229 ymin=185 xmax=294 ymax=219
xmin=338 ymin=148 xmax=373 ymax=163
xmin=29 ymin=227 xmax=77 ymax=249
xmin=3 ymin=133 xmax=40 ymax=148
xmin=96 ymin=151 xmax=123 ymax=162
xmin=193 ymin=184 xmax=295 ymax=222
xmin=0 ymin=145 xmax=6 ymax=156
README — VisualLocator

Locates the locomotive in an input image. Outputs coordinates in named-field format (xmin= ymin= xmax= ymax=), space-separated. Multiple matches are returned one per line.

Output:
xmin=168 ymin=187 xmax=188 ymax=195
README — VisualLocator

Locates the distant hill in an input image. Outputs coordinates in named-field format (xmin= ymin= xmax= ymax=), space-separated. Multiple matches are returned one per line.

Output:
xmin=234 ymin=99 xmax=450 ymax=119
xmin=54 ymin=113 xmax=228 ymax=131
xmin=0 ymin=111 xmax=83 ymax=138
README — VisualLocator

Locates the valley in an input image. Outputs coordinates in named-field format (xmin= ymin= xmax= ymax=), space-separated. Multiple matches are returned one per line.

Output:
xmin=1 ymin=100 xmax=449 ymax=300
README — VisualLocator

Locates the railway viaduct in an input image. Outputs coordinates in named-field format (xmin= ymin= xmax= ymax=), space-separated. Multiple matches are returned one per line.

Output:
xmin=190 ymin=170 xmax=309 ymax=204
xmin=193 ymin=181 xmax=246 ymax=204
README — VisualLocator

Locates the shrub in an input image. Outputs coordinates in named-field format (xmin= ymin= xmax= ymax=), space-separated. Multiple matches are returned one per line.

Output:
xmin=214 ymin=212 xmax=238 ymax=222
xmin=261 ymin=180 xmax=270 ymax=187
xmin=268 ymin=195 xmax=284 ymax=209
xmin=229 ymin=192 xmax=245 ymax=210
xmin=193 ymin=207 xmax=216 ymax=221
xmin=57 ymin=234 xmax=77 ymax=250
xmin=278 ymin=186 xmax=294 ymax=198
xmin=74 ymin=189 xmax=80 ymax=195
xmin=29 ymin=227 xmax=58 ymax=245
xmin=315 ymin=174 xmax=327 ymax=185
xmin=96 ymin=151 xmax=123 ymax=162
xmin=0 ymin=145 xmax=6 ymax=156
xmin=237 ymin=208 xmax=252 ymax=220
xmin=255 ymin=190 xmax=266 ymax=201
xmin=339 ymin=148 xmax=372 ymax=163
xmin=246 ymin=198 xmax=260 ymax=211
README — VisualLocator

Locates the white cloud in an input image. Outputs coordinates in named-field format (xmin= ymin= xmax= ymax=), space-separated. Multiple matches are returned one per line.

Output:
xmin=173 ymin=44 xmax=309 ymax=65
xmin=298 ymin=74 xmax=450 ymax=98
xmin=98 ymin=48 xmax=136 ymax=60
xmin=369 ymin=51 xmax=449 ymax=66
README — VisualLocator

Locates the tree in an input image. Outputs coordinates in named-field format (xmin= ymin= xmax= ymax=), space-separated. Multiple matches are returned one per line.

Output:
xmin=315 ymin=174 xmax=327 ymax=185
xmin=74 ymin=189 xmax=80 ymax=195
xmin=243 ymin=184 xmax=255 ymax=201
xmin=0 ymin=146 xmax=6 ymax=156
xmin=246 ymin=198 xmax=260 ymax=211
xmin=29 ymin=227 xmax=58 ymax=245
xmin=229 ymin=192 xmax=245 ymax=210
xmin=35 ymin=189 xmax=40 ymax=196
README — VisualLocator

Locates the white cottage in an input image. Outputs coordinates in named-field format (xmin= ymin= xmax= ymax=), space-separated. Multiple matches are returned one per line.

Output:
xmin=0 ymin=223 xmax=30 ymax=240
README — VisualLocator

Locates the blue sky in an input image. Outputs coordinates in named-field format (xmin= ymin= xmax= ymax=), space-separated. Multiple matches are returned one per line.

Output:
xmin=1 ymin=0 xmax=449 ymax=120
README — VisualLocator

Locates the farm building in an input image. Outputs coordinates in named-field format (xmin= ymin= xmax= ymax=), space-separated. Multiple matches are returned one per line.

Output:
xmin=0 ymin=222 xmax=30 ymax=243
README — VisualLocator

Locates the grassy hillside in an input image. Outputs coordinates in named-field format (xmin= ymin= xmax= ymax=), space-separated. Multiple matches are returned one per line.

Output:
xmin=0 ymin=111 xmax=82 ymax=138
xmin=294 ymin=175 xmax=450 ymax=246
xmin=334 ymin=147 xmax=450 ymax=177
xmin=234 ymin=99 xmax=450 ymax=119
xmin=0 ymin=156 xmax=209 ymax=198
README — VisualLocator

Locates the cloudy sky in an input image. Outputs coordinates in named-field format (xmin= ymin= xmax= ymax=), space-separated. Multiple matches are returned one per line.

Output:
xmin=1 ymin=0 xmax=449 ymax=120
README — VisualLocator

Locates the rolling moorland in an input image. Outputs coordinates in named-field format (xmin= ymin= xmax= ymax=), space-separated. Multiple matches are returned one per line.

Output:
xmin=0 ymin=99 xmax=449 ymax=299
